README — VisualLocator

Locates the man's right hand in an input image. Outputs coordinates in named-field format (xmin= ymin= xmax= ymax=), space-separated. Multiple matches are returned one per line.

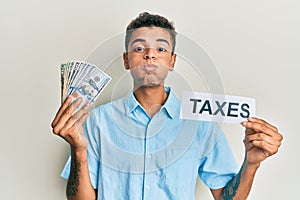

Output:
xmin=51 ymin=95 xmax=91 ymax=151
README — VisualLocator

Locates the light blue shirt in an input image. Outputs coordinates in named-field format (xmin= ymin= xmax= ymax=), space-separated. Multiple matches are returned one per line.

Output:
xmin=61 ymin=87 xmax=238 ymax=200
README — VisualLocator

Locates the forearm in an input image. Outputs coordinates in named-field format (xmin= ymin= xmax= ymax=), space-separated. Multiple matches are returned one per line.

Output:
xmin=219 ymin=117 xmax=282 ymax=200
xmin=67 ymin=148 xmax=96 ymax=200
xmin=221 ymin=161 xmax=259 ymax=200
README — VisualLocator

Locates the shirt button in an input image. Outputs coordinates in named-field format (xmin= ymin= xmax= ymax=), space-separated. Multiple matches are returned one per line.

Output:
xmin=146 ymin=154 xmax=152 ymax=159
xmin=145 ymin=185 xmax=151 ymax=190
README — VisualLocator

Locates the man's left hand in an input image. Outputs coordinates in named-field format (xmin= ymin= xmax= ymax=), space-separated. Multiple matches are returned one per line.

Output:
xmin=242 ymin=117 xmax=283 ymax=166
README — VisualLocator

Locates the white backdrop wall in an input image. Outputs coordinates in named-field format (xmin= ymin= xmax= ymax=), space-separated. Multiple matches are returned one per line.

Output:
xmin=1 ymin=0 xmax=299 ymax=199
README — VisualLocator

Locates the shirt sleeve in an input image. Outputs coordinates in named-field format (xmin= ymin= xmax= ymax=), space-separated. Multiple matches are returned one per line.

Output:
xmin=60 ymin=109 xmax=101 ymax=189
xmin=198 ymin=125 xmax=239 ymax=189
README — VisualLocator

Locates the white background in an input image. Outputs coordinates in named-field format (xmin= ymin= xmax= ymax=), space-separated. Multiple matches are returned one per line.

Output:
xmin=1 ymin=0 xmax=299 ymax=199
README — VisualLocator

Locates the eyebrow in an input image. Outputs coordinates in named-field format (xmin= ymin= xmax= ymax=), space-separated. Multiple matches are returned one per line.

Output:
xmin=130 ymin=38 xmax=170 ymax=47
xmin=130 ymin=38 xmax=146 ymax=46
xmin=156 ymin=39 xmax=170 ymax=46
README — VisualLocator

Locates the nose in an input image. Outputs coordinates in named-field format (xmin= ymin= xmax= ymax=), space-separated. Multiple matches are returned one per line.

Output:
xmin=143 ymin=48 xmax=157 ymax=60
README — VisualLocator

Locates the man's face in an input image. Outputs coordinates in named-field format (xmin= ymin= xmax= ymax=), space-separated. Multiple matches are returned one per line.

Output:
xmin=123 ymin=27 xmax=176 ymax=88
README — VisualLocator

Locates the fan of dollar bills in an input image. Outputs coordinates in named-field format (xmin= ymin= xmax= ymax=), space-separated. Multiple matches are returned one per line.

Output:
xmin=60 ymin=61 xmax=111 ymax=109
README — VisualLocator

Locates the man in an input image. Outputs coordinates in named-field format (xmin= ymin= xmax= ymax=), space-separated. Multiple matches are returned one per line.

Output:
xmin=51 ymin=12 xmax=283 ymax=200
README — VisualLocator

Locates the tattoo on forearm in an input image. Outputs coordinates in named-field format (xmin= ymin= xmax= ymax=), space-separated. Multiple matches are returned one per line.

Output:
xmin=67 ymin=152 xmax=81 ymax=197
xmin=221 ymin=168 xmax=242 ymax=200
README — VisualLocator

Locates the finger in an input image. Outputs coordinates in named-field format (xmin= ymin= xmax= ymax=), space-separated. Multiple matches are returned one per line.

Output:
xmin=250 ymin=140 xmax=279 ymax=156
xmin=243 ymin=137 xmax=254 ymax=151
xmin=72 ymin=103 xmax=91 ymax=122
xmin=246 ymin=132 xmax=282 ymax=147
xmin=61 ymin=97 xmax=83 ymax=119
xmin=76 ymin=111 xmax=91 ymax=126
xmin=242 ymin=126 xmax=256 ymax=135
xmin=52 ymin=97 xmax=82 ymax=134
xmin=248 ymin=117 xmax=278 ymax=132
xmin=242 ymin=120 xmax=278 ymax=138
xmin=51 ymin=95 xmax=73 ymax=127
xmin=61 ymin=112 xmax=91 ymax=138
xmin=64 ymin=103 xmax=91 ymax=130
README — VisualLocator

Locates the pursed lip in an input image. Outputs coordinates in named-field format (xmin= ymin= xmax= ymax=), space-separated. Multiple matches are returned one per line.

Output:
xmin=142 ymin=64 xmax=158 ymax=71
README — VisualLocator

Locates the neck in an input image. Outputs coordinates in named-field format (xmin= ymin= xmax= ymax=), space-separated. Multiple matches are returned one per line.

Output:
xmin=133 ymin=85 xmax=168 ymax=118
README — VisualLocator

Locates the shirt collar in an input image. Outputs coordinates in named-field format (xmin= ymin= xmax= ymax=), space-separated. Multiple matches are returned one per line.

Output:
xmin=125 ymin=86 xmax=180 ymax=119
xmin=126 ymin=91 xmax=140 ymax=114
xmin=162 ymin=87 xmax=180 ymax=119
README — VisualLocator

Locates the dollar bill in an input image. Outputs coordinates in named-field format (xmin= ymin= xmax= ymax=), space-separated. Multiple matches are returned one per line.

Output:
xmin=60 ymin=61 xmax=111 ymax=110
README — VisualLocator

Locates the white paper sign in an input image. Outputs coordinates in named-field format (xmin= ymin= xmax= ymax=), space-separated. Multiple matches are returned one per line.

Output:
xmin=180 ymin=91 xmax=256 ymax=124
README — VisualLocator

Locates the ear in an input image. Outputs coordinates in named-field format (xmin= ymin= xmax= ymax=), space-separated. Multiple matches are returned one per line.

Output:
xmin=123 ymin=52 xmax=130 ymax=70
xmin=169 ymin=53 xmax=177 ymax=71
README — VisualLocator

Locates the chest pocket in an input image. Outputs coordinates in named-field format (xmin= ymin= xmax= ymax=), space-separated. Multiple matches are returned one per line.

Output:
xmin=165 ymin=149 xmax=199 ymax=196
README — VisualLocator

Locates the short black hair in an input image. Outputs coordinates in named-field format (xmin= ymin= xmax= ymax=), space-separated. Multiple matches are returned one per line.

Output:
xmin=125 ymin=12 xmax=176 ymax=54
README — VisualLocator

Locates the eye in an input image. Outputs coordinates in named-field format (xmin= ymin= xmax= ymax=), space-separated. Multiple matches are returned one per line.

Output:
xmin=157 ymin=47 xmax=167 ymax=52
xmin=134 ymin=46 xmax=145 ymax=52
